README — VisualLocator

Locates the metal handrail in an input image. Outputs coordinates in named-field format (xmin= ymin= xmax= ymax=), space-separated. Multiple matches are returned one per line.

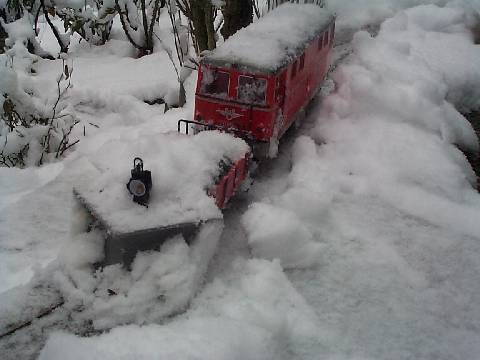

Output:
xmin=177 ymin=119 xmax=251 ymax=137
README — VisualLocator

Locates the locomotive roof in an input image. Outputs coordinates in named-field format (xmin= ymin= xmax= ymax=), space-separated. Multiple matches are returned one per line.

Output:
xmin=202 ymin=4 xmax=334 ymax=74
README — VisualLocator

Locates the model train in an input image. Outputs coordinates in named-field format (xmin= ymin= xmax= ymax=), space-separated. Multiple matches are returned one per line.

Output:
xmin=181 ymin=3 xmax=335 ymax=211
xmin=76 ymin=3 xmax=335 ymax=267
xmin=0 ymin=4 xmax=336 ymax=337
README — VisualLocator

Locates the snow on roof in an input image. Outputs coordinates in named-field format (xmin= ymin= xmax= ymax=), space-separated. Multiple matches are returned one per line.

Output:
xmin=202 ymin=4 xmax=334 ymax=74
xmin=73 ymin=131 xmax=249 ymax=234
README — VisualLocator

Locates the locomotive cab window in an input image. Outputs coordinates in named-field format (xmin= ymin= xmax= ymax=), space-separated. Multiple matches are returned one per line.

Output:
xmin=237 ymin=75 xmax=267 ymax=106
xmin=318 ymin=36 xmax=323 ymax=50
xmin=201 ymin=69 xmax=230 ymax=97
xmin=324 ymin=30 xmax=329 ymax=46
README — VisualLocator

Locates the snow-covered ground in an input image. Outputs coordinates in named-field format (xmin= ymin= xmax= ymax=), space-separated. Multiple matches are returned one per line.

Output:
xmin=1 ymin=1 xmax=480 ymax=359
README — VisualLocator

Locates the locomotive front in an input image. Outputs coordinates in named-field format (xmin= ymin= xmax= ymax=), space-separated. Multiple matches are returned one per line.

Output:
xmin=194 ymin=64 xmax=277 ymax=145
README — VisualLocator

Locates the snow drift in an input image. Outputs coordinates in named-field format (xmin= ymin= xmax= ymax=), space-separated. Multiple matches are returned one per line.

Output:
xmin=243 ymin=4 xmax=480 ymax=269
xmin=3 ymin=2 xmax=480 ymax=360
xmin=39 ymin=259 xmax=318 ymax=360
xmin=241 ymin=4 xmax=480 ymax=360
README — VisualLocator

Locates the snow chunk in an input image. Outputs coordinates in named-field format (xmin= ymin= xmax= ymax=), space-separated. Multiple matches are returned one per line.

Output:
xmin=52 ymin=220 xmax=223 ymax=329
xmin=40 ymin=259 xmax=318 ymax=360
xmin=242 ymin=203 xmax=323 ymax=269
xmin=203 ymin=3 xmax=334 ymax=73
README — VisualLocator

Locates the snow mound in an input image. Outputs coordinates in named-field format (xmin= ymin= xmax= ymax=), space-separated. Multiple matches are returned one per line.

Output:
xmin=243 ymin=4 xmax=480 ymax=265
xmin=242 ymin=202 xmax=324 ymax=269
xmin=204 ymin=3 xmax=334 ymax=73
xmin=40 ymin=259 xmax=319 ymax=360
xmin=51 ymin=219 xmax=223 ymax=330
xmin=0 ymin=220 xmax=223 ymax=334
xmin=241 ymin=4 xmax=480 ymax=358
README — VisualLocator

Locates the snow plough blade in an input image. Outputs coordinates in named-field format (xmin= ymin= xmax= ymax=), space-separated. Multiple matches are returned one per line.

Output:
xmin=74 ymin=189 xmax=209 ymax=267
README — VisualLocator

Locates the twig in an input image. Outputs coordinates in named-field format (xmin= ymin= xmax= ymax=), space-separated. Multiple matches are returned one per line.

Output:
xmin=252 ymin=0 xmax=260 ymax=18
xmin=168 ymin=5 xmax=184 ymax=66
xmin=40 ymin=0 xmax=69 ymax=54
xmin=116 ymin=0 xmax=143 ymax=51
xmin=153 ymin=31 xmax=179 ymax=79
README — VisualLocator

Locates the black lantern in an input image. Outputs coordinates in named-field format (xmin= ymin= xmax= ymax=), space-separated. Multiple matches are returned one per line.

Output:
xmin=126 ymin=157 xmax=152 ymax=206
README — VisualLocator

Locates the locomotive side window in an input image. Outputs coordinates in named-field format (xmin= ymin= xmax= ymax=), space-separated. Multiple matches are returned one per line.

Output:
xmin=318 ymin=35 xmax=323 ymax=50
xmin=237 ymin=75 xmax=267 ymax=106
xmin=201 ymin=69 xmax=230 ymax=97
xmin=291 ymin=60 xmax=297 ymax=79
xmin=324 ymin=30 xmax=329 ymax=46
xmin=330 ymin=22 xmax=335 ymax=43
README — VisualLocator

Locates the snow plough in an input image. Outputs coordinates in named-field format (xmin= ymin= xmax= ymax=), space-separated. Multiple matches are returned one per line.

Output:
xmin=72 ymin=131 xmax=250 ymax=268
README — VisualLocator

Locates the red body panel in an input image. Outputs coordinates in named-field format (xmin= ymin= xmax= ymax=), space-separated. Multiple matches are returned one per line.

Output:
xmin=194 ymin=21 xmax=335 ymax=145
xmin=209 ymin=154 xmax=249 ymax=209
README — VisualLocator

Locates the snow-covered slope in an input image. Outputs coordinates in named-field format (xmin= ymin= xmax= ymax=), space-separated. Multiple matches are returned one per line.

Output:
xmin=40 ymin=4 xmax=480 ymax=360
xmin=243 ymin=4 xmax=480 ymax=359
xmin=1 ymin=2 xmax=480 ymax=360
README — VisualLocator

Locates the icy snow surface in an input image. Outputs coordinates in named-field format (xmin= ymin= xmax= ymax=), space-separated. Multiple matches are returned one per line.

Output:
xmin=203 ymin=4 xmax=334 ymax=73
xmin=242 ymin=3 xmax=480 ymax=359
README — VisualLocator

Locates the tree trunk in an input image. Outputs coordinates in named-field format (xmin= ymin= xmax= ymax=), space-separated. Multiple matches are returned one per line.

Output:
xmin=190 ymin=0 xmax=215 ymax=53
xmin=0 ymin=24 xmax=6 ymax=54
xmin=221 ymin=0 xmax=253 ymax=40
xmin=40 ymin=0 xmax=69 ymax=54
xmin=0 ymin=9 xmax=9 ymax=53
xmin=204 ymin=3 xmax=216 ymax=50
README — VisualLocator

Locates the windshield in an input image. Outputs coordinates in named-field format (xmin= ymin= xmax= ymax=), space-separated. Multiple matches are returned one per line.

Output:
xmin=237 ymin=75 xmax=267 ymax=106
xmin=201 ymin=68 xmax=230 ymax=98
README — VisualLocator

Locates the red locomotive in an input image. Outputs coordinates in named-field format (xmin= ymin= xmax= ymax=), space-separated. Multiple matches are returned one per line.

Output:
xmin=186 ymin=4 xmax=335 ymax=159
xmin=182 ymin=4 xmax=335 ymax=208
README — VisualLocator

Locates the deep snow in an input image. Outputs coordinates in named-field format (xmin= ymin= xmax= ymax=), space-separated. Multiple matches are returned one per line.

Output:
xmin=1 ymin=1 xmax=480 ymax=360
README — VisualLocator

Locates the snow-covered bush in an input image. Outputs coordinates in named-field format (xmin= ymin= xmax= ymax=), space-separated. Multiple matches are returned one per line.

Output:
xmin=0 ymin=0 xmax=24 ymax=23
xmin=115 ymin=0 xmax=165 ymax=55
xmin=54 ymin=0 xmax=116 ymax=45
xmin=0 ymin=15 xmax=78 ymax=167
